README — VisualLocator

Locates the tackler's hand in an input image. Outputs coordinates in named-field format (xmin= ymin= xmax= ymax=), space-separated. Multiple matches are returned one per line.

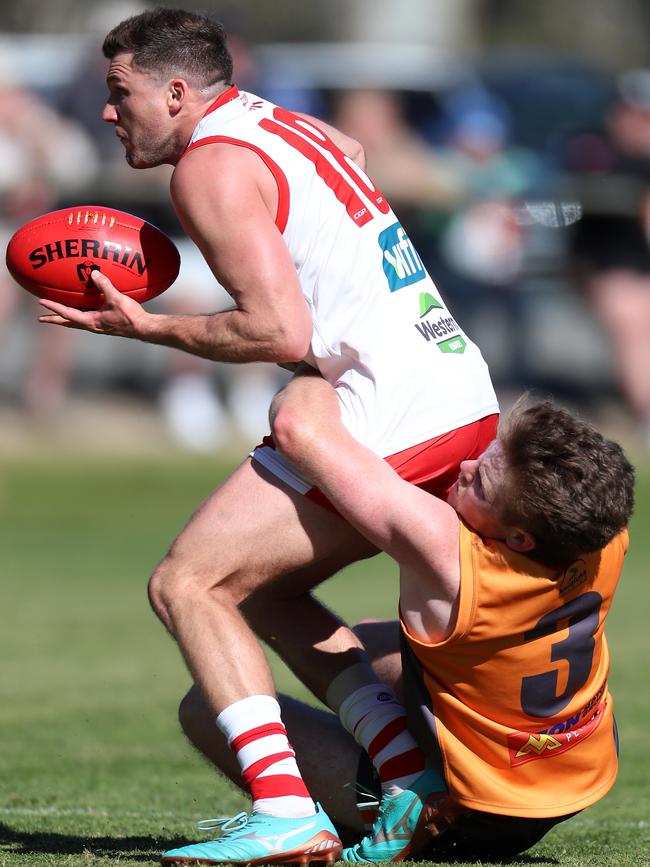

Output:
xmin=38 ymin=270 xmax=149 ymax=338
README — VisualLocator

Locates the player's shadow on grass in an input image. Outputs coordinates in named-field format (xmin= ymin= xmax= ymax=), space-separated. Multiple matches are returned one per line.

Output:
xmin=0 ymin=822 xmax=186 ymax=861
xmin=0 ymin=824 xmax=560 ymax=865
xmin=429 ymin=856 xmax=558 ymax=865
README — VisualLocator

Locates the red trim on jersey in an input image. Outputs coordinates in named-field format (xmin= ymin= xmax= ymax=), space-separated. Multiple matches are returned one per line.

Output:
xmin=366 ymin=717 xmax=409 ymax=760
xmin=202 ymin=85 xmax=240 ymax=117
xmin=261 ymin=107 xmax=389 ymax=222
xmin=378 ymin=748 xmax=426 ymax=783
xmin=259 ymin=115 xmax=374 ymax=227
xmin=230 ymin=722 xmax=287 ymax=753
xmin=182 ymin=135 xmax=290 ymax=233
xmin=249 ymin=775 xmax=313 ymax=801
xmin=242 ymin=751 xmax=297 ymax=785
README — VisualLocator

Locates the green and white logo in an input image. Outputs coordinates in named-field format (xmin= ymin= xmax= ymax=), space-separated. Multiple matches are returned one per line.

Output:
xmin=378 ymin=222 xmax=425 ymax=291
xmin=414 ymin=293 xmax=466 ymax=353
xmin=419 ymin=292 xmax=443 ymax=317
xmin=437 ymin=335 xmax=467 ymax=354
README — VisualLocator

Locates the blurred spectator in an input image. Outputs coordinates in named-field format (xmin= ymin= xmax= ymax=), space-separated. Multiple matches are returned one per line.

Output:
xmin=569 ymin=69 xmax=650 ymax=445
xmin=436 ymin=87 xmax=544 ymax=201
xmin=331 ymin=85 xmax=549 ymax=389
xmin=0 ymin=69 xmax=99 ymax=418
xmin=332 ymin=88 xmax=460 ymax=211
xmin=0 ymin=76 xmax=99 ymax=214
xmin=425 ymin=88 xmax=546 ymax=385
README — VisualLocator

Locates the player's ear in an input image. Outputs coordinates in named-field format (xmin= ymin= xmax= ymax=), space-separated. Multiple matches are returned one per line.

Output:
xmin=168 ymin=79 xmax=188 ymax=115
xmin=505 ymin=528 xmax=535 ymax=554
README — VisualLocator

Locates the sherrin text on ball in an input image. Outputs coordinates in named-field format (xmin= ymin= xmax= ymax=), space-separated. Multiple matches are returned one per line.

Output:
xmin=6 ymin=206 xmax=180 ymax=309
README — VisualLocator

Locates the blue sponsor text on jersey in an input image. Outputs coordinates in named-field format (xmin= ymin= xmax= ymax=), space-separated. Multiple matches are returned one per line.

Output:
xmin=378 ymin=222 xmax=425 ymax=291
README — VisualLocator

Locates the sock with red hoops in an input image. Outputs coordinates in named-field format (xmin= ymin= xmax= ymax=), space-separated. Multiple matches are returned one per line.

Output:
xmin=216 ymin=695 xmax=316 ymax=818
xmin=329 ymin=669 xmax=446 ymax=799
xmin=339 ymin=683 xmax=428 ymax=796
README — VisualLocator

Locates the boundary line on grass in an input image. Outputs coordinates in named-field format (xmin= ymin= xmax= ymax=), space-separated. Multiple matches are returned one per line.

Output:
xmin=0 ymin=807 xmax=179 ymax=818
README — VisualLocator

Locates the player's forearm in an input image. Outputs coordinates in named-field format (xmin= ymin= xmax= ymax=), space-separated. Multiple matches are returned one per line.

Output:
xmin=137 ymin=308 xmax=310 ymax=364
xmin=272 ymin=378 xmax=401 ymax=549
xmin=274 ymin=400 xmax=454 ymax=577
xmin=281 ymin=420 xmax=404 ymax=554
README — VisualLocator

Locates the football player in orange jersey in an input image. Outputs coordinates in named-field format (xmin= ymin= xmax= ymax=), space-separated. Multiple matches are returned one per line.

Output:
xmin=179 ymin=367 xmax=634 ymax=861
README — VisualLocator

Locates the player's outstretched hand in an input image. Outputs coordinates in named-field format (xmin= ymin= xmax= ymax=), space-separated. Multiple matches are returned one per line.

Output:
xmin=38 ymin=271 xmax=148 ymax=338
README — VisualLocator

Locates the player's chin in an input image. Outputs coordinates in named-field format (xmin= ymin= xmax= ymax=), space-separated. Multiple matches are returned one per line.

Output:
xmin=125 ymin=150 xmax=159 ymax=170
xmin=126 ymin=153 xmax=150 ymax=169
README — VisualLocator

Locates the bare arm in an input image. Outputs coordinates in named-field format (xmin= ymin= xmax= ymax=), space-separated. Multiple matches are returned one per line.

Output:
xmin=270 ymin=373 xmax=461 ymax=614
xmin=38 ymin=144 xmax=313 ymax=365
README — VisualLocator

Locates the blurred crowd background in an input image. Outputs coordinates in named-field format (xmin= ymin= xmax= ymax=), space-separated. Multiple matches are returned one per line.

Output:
xmin=2 ymin=0 xmax=650 ymax=454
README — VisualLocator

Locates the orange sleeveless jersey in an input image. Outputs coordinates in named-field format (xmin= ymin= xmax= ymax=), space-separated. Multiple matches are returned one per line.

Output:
xmin=401 ymin=523 xmax=628 ymax=817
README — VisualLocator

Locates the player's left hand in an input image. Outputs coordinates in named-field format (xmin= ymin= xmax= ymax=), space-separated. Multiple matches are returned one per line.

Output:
xmin=38 ymin=270 xmax=149 ymax=338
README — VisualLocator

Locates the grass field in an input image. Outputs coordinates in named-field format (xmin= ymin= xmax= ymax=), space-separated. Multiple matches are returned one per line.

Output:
xmin=1 ymin=451 xmax=649 ymax=866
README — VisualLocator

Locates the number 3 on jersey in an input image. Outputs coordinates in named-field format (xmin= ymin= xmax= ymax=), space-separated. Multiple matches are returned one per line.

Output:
xmin=520 ymin=591 xmax=602 ymax=718
xmin=260 ymin=108 xmax=389 ymax=227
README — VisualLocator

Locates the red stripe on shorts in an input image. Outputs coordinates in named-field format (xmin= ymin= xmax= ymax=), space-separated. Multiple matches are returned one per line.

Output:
xmin=256 ymin=414 xmax=498 ymax=515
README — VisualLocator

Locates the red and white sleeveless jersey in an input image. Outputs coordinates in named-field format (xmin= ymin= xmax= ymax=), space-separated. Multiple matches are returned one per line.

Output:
xmin=185 ymin=87 xmax=498 ymax=456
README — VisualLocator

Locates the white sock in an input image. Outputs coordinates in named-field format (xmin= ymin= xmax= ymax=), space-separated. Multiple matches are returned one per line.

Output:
xmin=339 ymin=684 xmax=427 ymax=796
xmin=216 ymin=695 xmax=316 ymax=818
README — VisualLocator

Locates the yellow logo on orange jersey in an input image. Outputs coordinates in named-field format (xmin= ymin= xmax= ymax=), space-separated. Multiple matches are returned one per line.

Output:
xmin=515 ymin=733 xmax=562 ymax=758
xmin=507 ymin=702 xmax=606 ymax=767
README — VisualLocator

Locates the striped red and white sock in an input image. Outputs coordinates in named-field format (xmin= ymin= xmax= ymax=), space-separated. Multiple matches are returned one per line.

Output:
xmin=339 ymin=684 xmax=427 ymax=796
xmin=216 ymin=695 xmax=316 ymax=818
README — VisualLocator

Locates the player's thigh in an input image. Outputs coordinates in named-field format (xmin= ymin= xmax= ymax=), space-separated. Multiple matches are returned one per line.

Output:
xmin=163 ymin=456 xmax=377 ymax=599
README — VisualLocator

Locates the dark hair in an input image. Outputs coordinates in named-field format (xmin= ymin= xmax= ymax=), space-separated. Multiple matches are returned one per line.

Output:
xmin=102 ymin=7 xmax=233 ymax=90
xmin=495 ymin=399 xmax=635 ymax=565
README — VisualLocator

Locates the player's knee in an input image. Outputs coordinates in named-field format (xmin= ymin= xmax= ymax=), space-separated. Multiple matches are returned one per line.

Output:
xmin=148 ymin=557 xmax=173 ymax=620
xmin=148 ymin=555 xmax=202 ymax=620
xmin=148 ymin=554 xmax=238 ymax=622
xmin=269 ymin=401 xmax=310 ymax=459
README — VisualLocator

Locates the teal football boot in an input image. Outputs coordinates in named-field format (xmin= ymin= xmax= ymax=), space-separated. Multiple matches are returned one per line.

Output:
xmin=342 ymin=769 xmax=459 ymax=862
xmin=161 ymin=804 xmax=342 ymax=865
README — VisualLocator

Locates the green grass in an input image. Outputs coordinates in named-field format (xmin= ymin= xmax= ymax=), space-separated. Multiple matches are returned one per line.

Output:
xmin=1 ymin=454 xmax=649 ymax=866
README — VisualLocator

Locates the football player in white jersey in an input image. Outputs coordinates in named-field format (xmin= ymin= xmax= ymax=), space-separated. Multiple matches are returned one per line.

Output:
xmin=38 ymin=8 xmax=498 ymax=863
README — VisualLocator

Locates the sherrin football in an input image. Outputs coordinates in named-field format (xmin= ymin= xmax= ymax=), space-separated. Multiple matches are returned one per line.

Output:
xmin=6 ymin=206 xmax=180 ymax=309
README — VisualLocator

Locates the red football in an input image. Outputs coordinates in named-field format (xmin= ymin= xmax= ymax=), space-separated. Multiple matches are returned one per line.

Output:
xmin=5 ymin=206 xmax=180 ymax=309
